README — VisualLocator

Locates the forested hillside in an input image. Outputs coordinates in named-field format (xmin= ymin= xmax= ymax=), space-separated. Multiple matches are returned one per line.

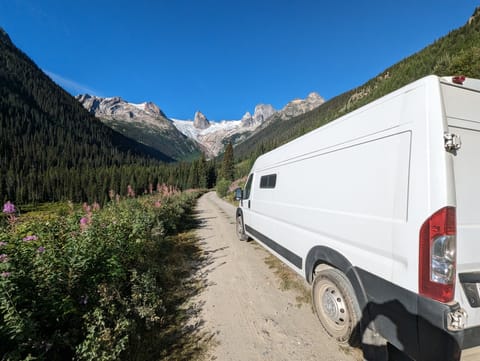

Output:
xmin=0 ymin=28 xmax=180 ymax=204
xmin=234 ymin=8 xmax=480 ymax=162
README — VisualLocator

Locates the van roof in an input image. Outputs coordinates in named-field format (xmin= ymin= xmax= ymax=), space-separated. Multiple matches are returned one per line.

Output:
xmin=440 ymin=76 xmax=480 ymax=92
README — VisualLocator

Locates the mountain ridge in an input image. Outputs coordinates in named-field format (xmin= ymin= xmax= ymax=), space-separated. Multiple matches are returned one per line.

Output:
xmin=76 ymin=94 xmax=200 ymax=160
xmin=77 ymin=92 xmax=324 ymax=158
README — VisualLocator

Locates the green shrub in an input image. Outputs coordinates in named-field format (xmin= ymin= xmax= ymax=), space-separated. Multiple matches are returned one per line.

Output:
xmin=0 ymin=191 xmax=203 ymax=360
xmin=215 ymin=178 xmax=230 ymax=198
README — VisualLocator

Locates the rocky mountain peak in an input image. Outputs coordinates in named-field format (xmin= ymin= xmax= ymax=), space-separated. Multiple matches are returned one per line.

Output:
xmin=307 ymin=92 xmax=323 ymax=101
xmin=253 ymin=104 xmax=275 ymax=124
xmin=144 ymin=101 xmax=162 ymax=116
xmin=279 ymin=92 xmax=325 ymax=119
xmin=193 ymin=111 xmax=210 ymax=129
xmin=241 ymin=111 xmax=253 ymax=127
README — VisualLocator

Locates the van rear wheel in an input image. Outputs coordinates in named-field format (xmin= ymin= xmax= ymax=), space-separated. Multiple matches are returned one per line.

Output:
xmin=236 ymin=215 xmax=247 ymax=241
xmin=312 ymin=267 xmax=361 ymax=345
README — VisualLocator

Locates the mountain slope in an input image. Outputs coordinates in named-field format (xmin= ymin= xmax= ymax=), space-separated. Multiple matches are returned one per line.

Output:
xmin=0 ymin=27 xmax=173 ymax=204
xmin=234 ymin=7 xmax=480 ymax=161
xmin=76 ymin=95 xmax=200 ymax=160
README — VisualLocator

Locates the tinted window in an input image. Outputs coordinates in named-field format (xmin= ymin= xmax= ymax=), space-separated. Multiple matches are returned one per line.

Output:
xmin=260 ymin=174 xmax=277 ymax=189
xmin=244 ymin=174 xmax=253 ymax=199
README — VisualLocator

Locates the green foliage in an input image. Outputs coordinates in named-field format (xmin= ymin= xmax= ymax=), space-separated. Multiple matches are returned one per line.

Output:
xmin=219 ymin=142 xmax=234 ymax=181
xmin=104 ymin=119 xmax=201 ymax=161
xmin=215 ymin=178 xmax=231 ymax=198
xmin=0 ymin=191 xmax=206 ymax=360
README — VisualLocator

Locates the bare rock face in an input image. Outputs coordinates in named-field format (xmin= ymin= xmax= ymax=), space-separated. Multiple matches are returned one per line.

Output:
xmin=240 ymin=111 xmax=254 ymax=127
xmin=76 ymin=94 xmax=201 ymax=160
xmin=241 ymin=104 xmax=275 ymax=127
xmin=253 ymin=104 xmax=275 ymax=124
xmin=277 ymin=92 xmax=325 ymax=120
xmin=76 ymin=94 xmax=170 ymax=126
xmin=193 ymin=111 xmax=210 ymax=129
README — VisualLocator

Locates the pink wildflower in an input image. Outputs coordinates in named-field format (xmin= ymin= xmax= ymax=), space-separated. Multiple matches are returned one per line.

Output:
xmin=154 ymin=200 xmax=162 ymax=208
xmin=37 ymin=246 xmax=45 ymax=254
xmin=0 ymin=254 xmax=9 ymax=263
xmin=80 ymin=217 xmax=90 ymax=231
xmin=2 ymin=201 xmax=15 ymax=214
xmin=82 ymin=203 xmax=91 ymax=214
xmin=0 ymin=242 xmax=7 ymax=247
xmin=1 ymin=272 xmax=10 ymax=278
xmin=23 ymin=235 xmax=38 ymax=242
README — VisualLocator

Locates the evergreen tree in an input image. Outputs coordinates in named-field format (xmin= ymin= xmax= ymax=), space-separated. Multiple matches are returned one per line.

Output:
xmin=198 ymin=154 xmax=208 ymax=189
xmin=220 ymin=142 xmax=235 ymax=181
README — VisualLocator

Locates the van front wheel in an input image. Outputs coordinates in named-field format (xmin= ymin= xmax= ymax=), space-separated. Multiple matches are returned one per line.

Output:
xmin=236 ymin=215 xmax=247 ymax=241
xmin=312 ymin=267 xmax=361 ymax=345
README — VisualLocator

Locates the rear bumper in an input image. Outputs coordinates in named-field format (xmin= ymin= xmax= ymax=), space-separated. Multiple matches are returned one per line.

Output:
xmin=353 ymin=268 xmax=480 ymax=361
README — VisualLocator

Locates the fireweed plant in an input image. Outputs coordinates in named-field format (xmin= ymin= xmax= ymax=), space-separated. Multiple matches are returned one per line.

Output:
xmin=0 ymin=189 xmax=204 ymax=361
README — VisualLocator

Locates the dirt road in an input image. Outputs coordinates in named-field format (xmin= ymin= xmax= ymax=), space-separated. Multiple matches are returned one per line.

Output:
xmin=194 ymin=192 xmax=362 ymax=361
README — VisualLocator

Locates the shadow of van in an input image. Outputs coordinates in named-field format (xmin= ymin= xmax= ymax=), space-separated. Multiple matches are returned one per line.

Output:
xmin=352 ymin=299 xmax=461 ymax=361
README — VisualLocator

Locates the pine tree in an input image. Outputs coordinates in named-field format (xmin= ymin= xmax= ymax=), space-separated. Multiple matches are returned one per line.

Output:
xmin=220 ymin=142 xmax=235 ymax=181
xmin=198 ymin=154 xmax=208 ymax=189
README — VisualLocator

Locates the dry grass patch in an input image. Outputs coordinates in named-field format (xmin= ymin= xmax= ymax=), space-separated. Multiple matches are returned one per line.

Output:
xmin=263 ymin=252 xmax=311 ymax=308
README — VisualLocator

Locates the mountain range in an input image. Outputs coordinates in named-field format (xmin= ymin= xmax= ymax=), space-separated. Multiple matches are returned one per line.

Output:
xmin=2 ymin=7 xmax=480 ymax=205
xmin=77 ymin=92 xmax=325 ymax=158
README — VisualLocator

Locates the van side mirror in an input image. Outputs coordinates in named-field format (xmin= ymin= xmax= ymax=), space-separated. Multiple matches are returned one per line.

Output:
xmin=234 ymin=188 xmax=243 ymax=201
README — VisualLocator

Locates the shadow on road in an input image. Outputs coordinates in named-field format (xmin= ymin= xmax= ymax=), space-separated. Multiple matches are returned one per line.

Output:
xmin=352 ymin=299 xmax=461 ymax=361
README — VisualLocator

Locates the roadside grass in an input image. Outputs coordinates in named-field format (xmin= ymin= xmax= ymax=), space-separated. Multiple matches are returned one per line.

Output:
xmin=262 ymin=251 xmax=311 ymax=308
xmin=129 ymin=229 xmax=212 ymax=361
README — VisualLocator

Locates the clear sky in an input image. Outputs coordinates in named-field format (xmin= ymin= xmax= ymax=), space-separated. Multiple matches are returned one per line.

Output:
xmin=0 ymin=1 xmax=477 ymax=120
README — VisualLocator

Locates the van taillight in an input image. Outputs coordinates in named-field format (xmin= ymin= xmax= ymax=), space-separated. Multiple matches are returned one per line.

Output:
xmin=419 ymin=207 xmax=456 ymax=303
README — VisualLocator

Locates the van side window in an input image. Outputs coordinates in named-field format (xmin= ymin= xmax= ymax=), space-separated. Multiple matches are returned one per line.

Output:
xmin=244 ymin=174 xmax=253 ymax=199
xmin=260 ymin=174 xmax=277 ymax=189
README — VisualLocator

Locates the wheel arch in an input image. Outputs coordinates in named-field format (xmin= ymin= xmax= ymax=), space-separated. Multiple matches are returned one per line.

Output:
xmin=305 ymin=246 xmax=368 ymax=313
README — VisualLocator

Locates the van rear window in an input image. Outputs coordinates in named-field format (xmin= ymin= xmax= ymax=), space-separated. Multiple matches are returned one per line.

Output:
xmin=260 ymin=174 xmax=277 ymax=189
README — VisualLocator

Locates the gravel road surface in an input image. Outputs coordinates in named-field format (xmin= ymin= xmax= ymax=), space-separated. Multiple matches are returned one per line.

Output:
xmin=193 ymin=192 xmax=362 ymax=361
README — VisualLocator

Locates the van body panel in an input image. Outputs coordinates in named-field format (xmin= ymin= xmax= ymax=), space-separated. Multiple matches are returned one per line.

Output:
xmin=238 ymin=76 xmax=480 ymax=359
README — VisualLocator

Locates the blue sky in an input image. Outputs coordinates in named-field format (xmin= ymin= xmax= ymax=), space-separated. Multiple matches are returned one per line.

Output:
xmin=0 ymin=1 xmax=477 ymax=120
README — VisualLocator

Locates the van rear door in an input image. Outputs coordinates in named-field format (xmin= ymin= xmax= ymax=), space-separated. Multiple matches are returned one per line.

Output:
xmin=441 ymin=80 xmax=480 ymax=331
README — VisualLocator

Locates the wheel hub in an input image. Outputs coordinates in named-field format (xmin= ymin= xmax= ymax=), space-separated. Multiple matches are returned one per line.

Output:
xmin=322 ymin=286 xmax=346 ymax=326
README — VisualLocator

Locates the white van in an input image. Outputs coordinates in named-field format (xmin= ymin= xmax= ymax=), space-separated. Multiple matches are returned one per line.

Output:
xmin=235 ymin=75 xmax=480 ymax=361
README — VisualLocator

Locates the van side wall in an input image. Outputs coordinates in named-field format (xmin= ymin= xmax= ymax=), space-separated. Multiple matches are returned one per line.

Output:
xmin=246 ymin=80 xmax=434 ymax=293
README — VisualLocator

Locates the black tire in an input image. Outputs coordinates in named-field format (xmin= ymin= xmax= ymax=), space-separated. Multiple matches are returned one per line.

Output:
xmin=236 ymin=215 xmax=247 ymax=241
xmin=312 ymin=267 xmax=361 ymax=345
